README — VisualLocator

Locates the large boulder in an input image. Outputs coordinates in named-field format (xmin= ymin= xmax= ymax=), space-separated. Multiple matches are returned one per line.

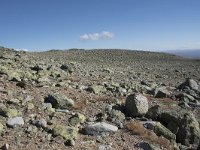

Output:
xmin=176 ymin=113 xmax=200 ymax=146
xmin=178 ymin=78 xmax=198 ymax=91
xmin=159 ymin=110 xmax=200 ymax=147
xmin=125 ymin=93 xmax=149 ymax=117
xmin=45 ymin=93 xmax=74 ymax=109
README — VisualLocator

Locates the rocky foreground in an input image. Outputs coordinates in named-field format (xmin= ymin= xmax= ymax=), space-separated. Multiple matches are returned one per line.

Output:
xmin=0 ymin=47 xmax=200 ymax=150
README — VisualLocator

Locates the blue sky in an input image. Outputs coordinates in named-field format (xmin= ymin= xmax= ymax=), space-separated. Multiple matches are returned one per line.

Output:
xmin=0 ymin=0 xmax=200 ymax=51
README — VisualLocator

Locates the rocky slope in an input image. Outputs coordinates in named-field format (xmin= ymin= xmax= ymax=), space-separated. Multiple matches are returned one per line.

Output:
xmin=0 ymin=47 xmax=199 ymax=150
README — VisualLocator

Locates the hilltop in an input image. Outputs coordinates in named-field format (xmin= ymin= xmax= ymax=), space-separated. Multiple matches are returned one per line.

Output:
xmin=0 ymin=47 xmax=199 ymax=149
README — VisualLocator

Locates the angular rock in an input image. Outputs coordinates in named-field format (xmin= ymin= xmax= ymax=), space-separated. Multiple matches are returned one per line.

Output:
xmin=69 ymin=113 xmax=86 ymax=127
xmin=34 ymin=118 xmax=47 ymax=128
xmin=154 ymin=87 xmax=170 ymax=98
xmin=145 ymin=105 xmax=161 ymax=120
xmin=142 ymin=121 xmax=176 ymax=141
xmin=7 ymin=117 xmax=24 ymax=128
xmin=83 ymin=122 xmax=118 ymax=135
xmin=109 ymin=109 xmax=125 ymax=122
xmin=154 ymin=122 xmax=176 ymax=141
xmin=125 ymin=93 xmax=149 ymax=117
xmin=45 ymin=93 xmax=74 ymax=109
xmin=178 ymin=78 xmax=198 ymax=91
xmin=52 ymin=125 xmax=78 ymax=140
xmin=159 ymin=110 xmax=182 ymax=136
xmin=176 ymin=113 xmax=200 ymax=146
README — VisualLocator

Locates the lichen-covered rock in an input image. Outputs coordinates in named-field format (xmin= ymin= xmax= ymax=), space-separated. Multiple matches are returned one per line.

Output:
xmin=52 ymin=125 xmax=78 ymax=140
xmin=27 ymin=103 xmax=34 ymax=110
xmin=125 ymin=93 xmax=149 ymax=117
xmin=0 ymin=108 xmax=18 ymax=118
xmin=154 ymin=122 xmax=176 ymax=141
xmin=45 ymin=93 xmax=74 ymax=109
xmin=176 ymin=112 xmax=200 ymax=146
xmin=110 ymin=109 xmax=125 ymax=122
xmin=88 ymin=85 xmax=107 ymax=94
xmin=69 ymin=113 xmax=86 ymax=127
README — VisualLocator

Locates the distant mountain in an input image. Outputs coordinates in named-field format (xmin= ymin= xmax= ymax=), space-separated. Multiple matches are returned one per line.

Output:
xmin=164 ymin=49 xmax=200 ymax=59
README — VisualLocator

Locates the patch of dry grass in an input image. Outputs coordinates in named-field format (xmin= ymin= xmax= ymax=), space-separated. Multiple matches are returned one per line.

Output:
xmin=126 ymin=120 xmax=176 ymax=150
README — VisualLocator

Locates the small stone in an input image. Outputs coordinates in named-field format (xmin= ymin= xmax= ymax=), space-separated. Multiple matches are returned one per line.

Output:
xmin=135 ymin=141 xmax=159 ymax=150
xmin=65 ymin=139 xmax=75 ymax=146
xmin=110 ymin=109 xmax=125 ymax=122
xmin=7 ymin=117 xmax=24 ymax=128
xmin=7 ymin=98 xmax=20 ymax=105
xmin=27 ymin=103 xmax=34 ymax=110
xmin=35 ymin=118 xmax=47 ymax=128
xmin=69 ymin=113 xmax=86 ymax=127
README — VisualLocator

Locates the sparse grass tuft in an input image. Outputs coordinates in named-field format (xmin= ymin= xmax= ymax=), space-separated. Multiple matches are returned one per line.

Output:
xmin=126 ymin=120 xmax=175 ymax=150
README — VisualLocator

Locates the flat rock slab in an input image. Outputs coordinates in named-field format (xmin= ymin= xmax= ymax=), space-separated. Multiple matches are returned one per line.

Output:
xmin=83 ymin=122 xmax=118 ymax=135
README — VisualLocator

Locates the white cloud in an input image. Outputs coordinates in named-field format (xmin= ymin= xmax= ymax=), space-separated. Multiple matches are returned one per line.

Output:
xmin=14 ymin=48 xmax=29 ymax=51
xmin=80 ymin=31 xmax=115 ymax=41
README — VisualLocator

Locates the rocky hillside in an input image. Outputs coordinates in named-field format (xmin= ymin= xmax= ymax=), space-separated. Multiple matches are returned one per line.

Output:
xmin=0 ymin=47 xmax=200 ymax=150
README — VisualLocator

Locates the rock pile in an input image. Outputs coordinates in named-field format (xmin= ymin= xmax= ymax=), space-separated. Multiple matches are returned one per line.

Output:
xmin=0 ymin=47 xmax=199 ymax=149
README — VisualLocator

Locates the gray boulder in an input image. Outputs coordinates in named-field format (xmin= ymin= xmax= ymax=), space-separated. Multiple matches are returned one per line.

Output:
xmin=125 ymin=93 xmax=149 ymax=117
xmin=159 ymin=110 xmax=200 ymax=147
xmin=176 ymin=113 xmax=200 ymax=146
xmin=83 ymin=122 xmax=118 ymax=135
xmin=178 ymin=78 xmax=198 ymax=91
